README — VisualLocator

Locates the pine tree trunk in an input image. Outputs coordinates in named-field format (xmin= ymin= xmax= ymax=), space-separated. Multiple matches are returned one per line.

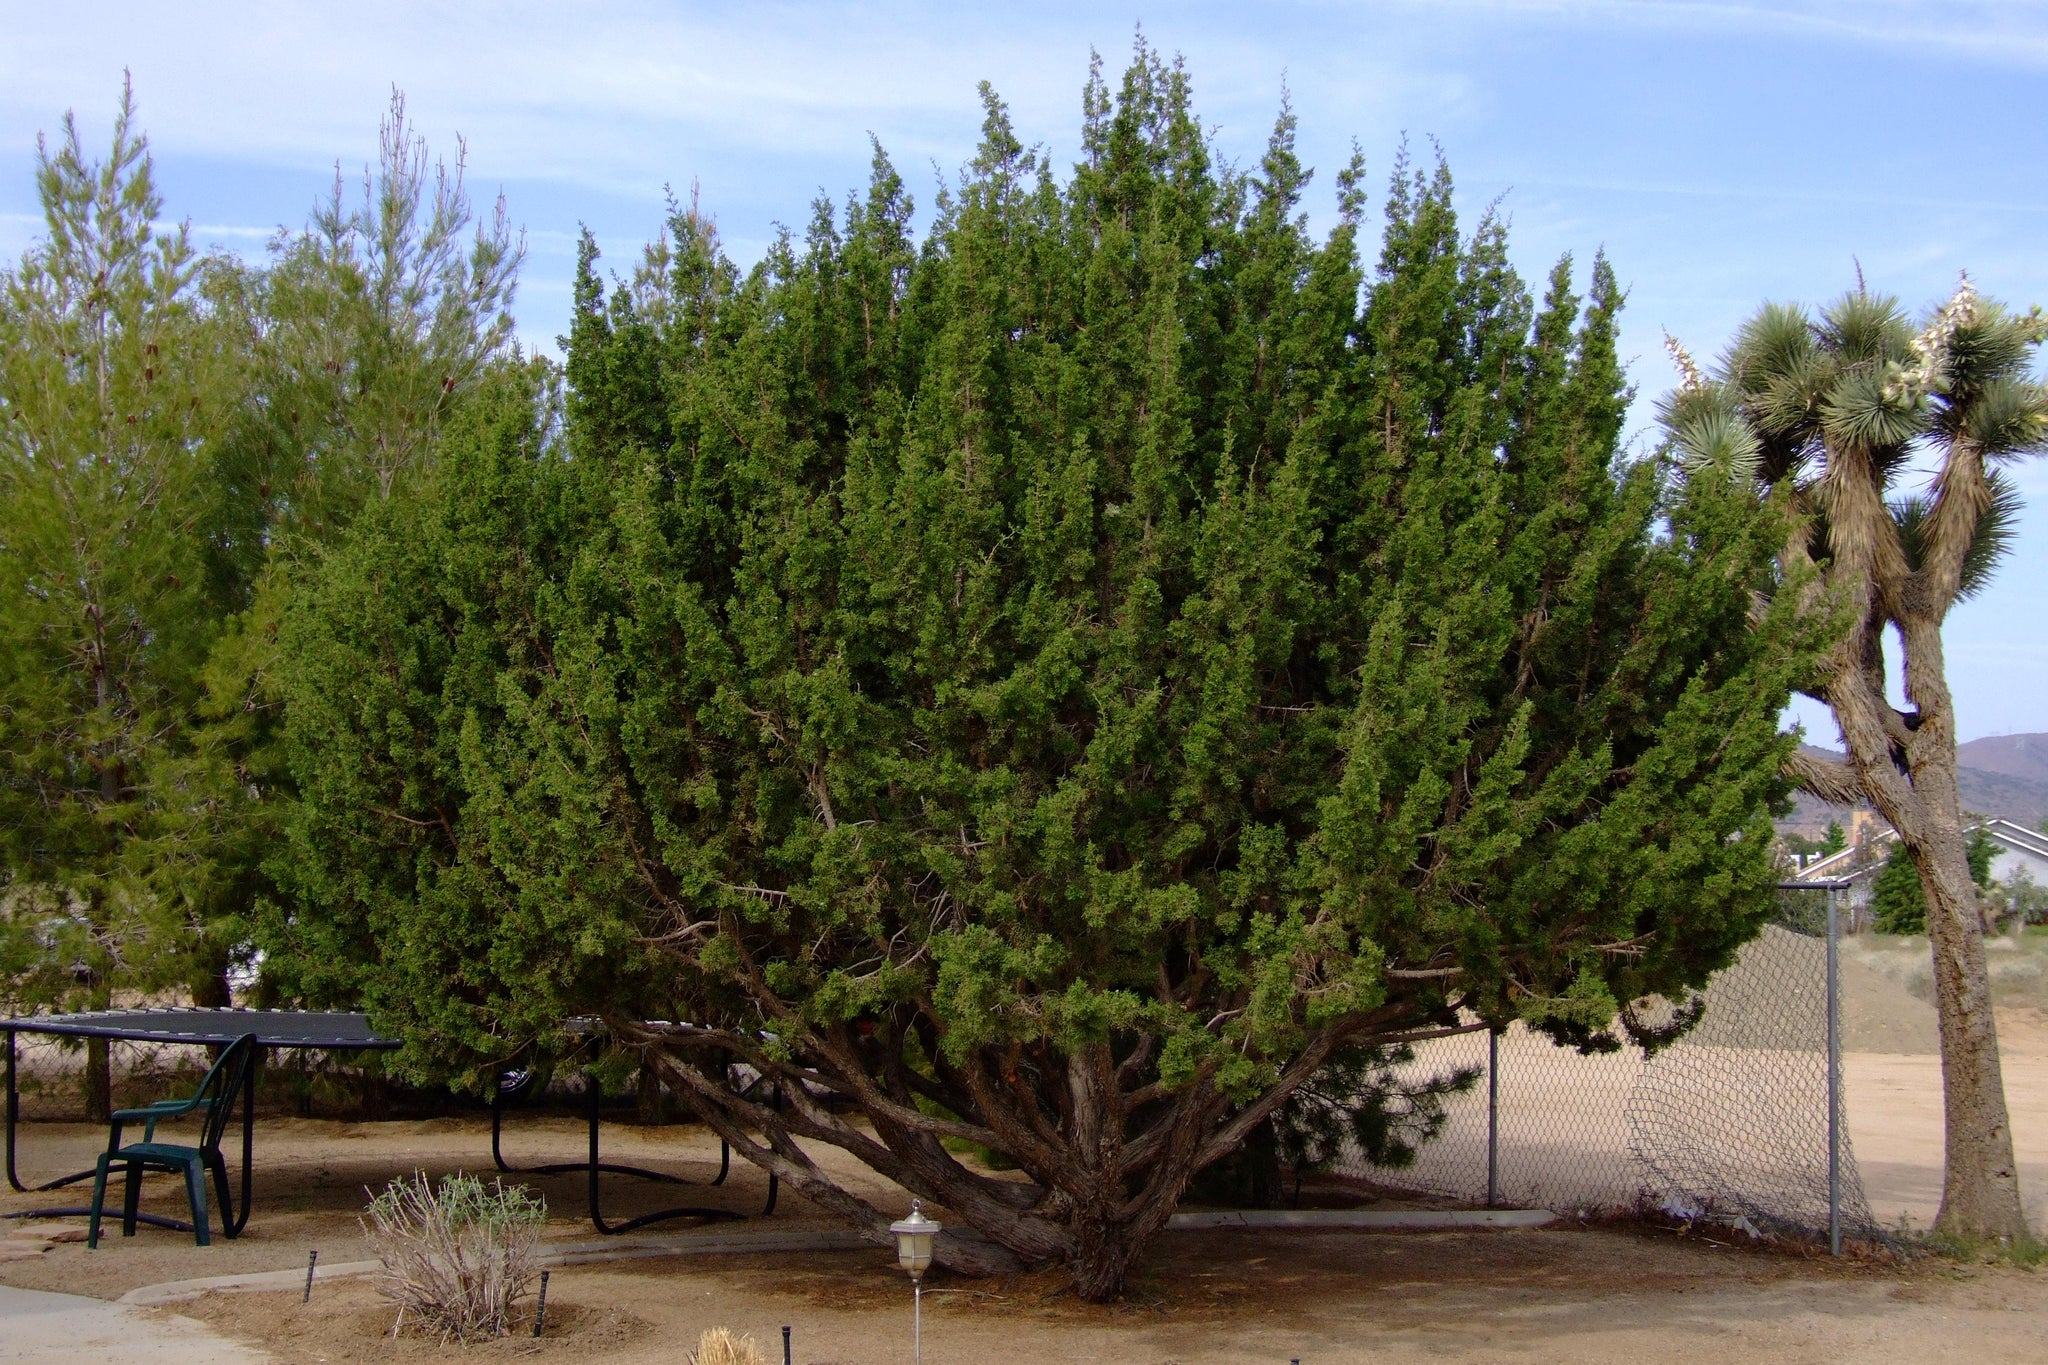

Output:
xmin=84 ymin=1036 xmax=111 ymax=1124
xmin=190 ymin=960 xmax=233 ymax=1010
xmin=83 ymin=962 xmax=113 ymax=1123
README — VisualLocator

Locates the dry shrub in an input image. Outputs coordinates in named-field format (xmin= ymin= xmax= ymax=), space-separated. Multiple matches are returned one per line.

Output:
xmin=691 ymin=1327 xmax=767 ymax=1365
xmin=361 ymin=1171 xmax=546 ymax=1341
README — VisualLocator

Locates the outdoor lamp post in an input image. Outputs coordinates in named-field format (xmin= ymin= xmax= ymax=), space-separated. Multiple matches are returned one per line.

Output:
xmin=889 ymin=1200 xmax=940 ymax=1365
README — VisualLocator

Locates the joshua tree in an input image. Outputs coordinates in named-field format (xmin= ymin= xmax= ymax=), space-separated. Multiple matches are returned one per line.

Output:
xmin=1663 ymin=279 xmax=2047 ymax=1239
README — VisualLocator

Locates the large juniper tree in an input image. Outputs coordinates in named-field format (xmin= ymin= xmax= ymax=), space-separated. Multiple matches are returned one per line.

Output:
xmin=1663 ymin=282 xmax=2048 ymax=1241
xmin=278 ymin=51 xmax=1812 ymax=1297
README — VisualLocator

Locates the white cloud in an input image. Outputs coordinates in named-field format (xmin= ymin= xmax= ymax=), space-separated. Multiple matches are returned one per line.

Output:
xmin=1392 ymin=0 xmax=2048 ymax=63
xmin=0 ymin=3 xmax=1470 ymax=202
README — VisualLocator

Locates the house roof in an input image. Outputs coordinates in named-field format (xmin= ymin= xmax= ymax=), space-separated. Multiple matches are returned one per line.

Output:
xmin=1979 ymin=817 xmax=2048 ymax=861
xmin=1787 ymin=816 xmax=2048 ymax=885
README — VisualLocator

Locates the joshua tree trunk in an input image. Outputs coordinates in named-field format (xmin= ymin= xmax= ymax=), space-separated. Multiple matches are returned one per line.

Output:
xmin=1793 ymin=614 xmax=2026 ymax=1241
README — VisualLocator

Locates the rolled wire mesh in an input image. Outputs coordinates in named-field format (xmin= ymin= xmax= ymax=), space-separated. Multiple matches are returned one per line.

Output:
xmin=1339 ymin=895 xmax=1883 ymax=1245
xmin=6 ymin=1033 xmax=210 ymax=1121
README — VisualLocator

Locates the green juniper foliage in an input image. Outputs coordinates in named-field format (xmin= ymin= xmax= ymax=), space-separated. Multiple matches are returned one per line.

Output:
xmin=275 ymin=50 xmax=1813 ymax=1298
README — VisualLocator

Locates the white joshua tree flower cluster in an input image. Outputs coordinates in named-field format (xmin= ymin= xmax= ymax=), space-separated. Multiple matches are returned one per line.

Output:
xmin=1883 ymin=272 xmax=1979 ymax=402
xmin=1662 ymin=329 xmax=1703 ymax=391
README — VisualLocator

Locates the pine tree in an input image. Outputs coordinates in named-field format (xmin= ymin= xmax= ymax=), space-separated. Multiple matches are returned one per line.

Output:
xmin=0 ymin=84 xmax=249 ymax=1113
xmin=279 ymin=48 xmax=1813 ymax=1298
xmin=0 ymin=83 xmax=526 ymax=1079
xmin=180 ymin=91 xmax=525 ymax=1011
xmin=1871 ymin=844 xmax=1927 ymax=934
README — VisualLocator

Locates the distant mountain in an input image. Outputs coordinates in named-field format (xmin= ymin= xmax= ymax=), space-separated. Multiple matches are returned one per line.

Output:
xmin=1777 ymin=733 xmax=2048 ymax=834
xmin=1956 ymin=733 xmax=2048 ymax=787
xmin=1957 ymin=765 xmax=2048 ymax=827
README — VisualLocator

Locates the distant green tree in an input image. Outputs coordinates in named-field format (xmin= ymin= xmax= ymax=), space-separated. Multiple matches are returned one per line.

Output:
xmin=1989 ymin=867 xmax=2048 ymax=927
xmin=278 ymin=50 xmax=1814 ymax=1299
xmin=1872 ymin=843 xmax=1928 ymax=934
xmin=0 ymin=83 xmax=525 ymax=1103
xmin=1780 ymin=832 xmax=1818 ymax=858
xmin=1821 ymin=820 xmax=1847 ymax=856
xmin=0 ymin=85 xmax=250 ymax=1114
xmin=1966 ymin=826 xmax=1997 ymax=889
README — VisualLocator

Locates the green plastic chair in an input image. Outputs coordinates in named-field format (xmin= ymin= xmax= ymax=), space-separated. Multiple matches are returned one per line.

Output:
xmin=87 ymin=1033 xmax=257 ymax=1248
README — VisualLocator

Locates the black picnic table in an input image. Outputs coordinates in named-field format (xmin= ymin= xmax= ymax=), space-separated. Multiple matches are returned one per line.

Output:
xmin=3 ymin=1008 xmax=774 ymax=1238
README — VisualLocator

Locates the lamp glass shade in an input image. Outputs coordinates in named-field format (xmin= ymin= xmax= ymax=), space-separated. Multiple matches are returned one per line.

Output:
xmin=889 ymin=1201 xmax=940 ymax=1276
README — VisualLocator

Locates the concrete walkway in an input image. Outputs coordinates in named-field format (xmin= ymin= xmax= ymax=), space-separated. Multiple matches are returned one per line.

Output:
xmin=0 ymin=1284 xmax=268 ymax=1363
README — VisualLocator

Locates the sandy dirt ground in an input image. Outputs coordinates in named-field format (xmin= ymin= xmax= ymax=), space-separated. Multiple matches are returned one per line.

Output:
xmin=5 ymin=939 xmax=2046 ymax=1360
xmin=5 ymin=1108 xmax=2045 ymax=1362
xmin=165 ymin=1228 xmax=2048 ymax=1364
xmin=1 ymin=1114 xmax=863 ymax=1301
xmin=1848 ymin=1007 xmax=2048 ymax=1229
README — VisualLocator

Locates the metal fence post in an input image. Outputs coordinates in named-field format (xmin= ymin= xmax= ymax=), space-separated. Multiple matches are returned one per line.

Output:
xmin=1486 ymin=1025 xmax=1500 ymax=1210
xmin=1826 ymin=885 xmax=1842 ymax=1257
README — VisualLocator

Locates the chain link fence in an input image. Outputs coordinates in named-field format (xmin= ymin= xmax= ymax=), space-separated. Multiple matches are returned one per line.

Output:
xmin=1336 ymin=885 xmax=1881 ymax=1248
xmin=12 ymin=890 xmax=1882 ymax=1249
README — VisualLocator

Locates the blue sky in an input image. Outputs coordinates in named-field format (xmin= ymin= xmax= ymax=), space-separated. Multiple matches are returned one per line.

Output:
xmin=3 ymin=1 xmax=2043 ymax=741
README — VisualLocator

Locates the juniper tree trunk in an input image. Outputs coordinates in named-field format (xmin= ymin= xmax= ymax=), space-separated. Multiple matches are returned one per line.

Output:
xmin=636 ymin=1063 xmax=665 ymax=1125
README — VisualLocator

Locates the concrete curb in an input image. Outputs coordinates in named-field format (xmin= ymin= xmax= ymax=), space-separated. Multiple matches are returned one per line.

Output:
xmin=118 ymin=1208 xmax=1554 ymax=1307
xmin=118 ymin=1227 xmax=876 ymax=1306
xmin=119 ymin=1260 xmax=380 ymax=1308
xmin=1165 ymin=1207 xmax=1556 ymax=1231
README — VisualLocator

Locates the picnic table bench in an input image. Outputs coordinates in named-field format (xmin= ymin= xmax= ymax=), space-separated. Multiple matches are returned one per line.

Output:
xmin=4 ymin=1008 xmax=774 ymax=1239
